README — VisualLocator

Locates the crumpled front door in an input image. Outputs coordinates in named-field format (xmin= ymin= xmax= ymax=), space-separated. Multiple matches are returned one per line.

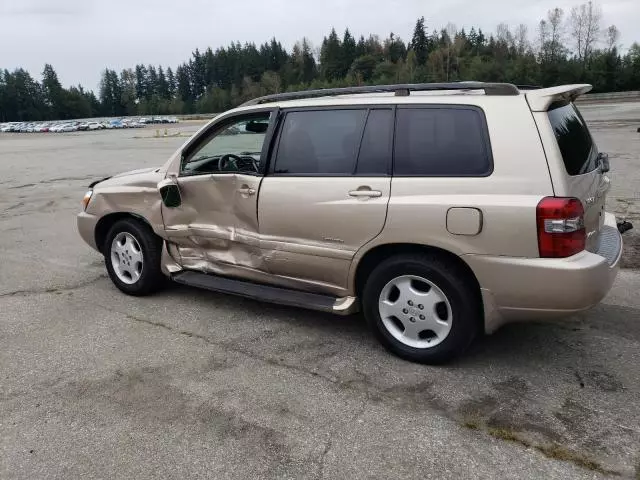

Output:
xmin=161 ymin=172 xmax=264 ymax=278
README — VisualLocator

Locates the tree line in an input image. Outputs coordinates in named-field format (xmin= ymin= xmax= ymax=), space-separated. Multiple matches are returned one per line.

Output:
xmin=1 ymin=0 xmax=639 ymax=122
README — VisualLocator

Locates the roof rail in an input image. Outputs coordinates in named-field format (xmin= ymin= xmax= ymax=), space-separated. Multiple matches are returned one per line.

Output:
xmin=515 ymin=84 xmax=543 ymax=90
xmin=240 ymin=82 xmax=520 ymax=106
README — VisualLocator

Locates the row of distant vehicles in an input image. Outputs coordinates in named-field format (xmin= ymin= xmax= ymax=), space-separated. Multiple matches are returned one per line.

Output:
xmin=0 ymin=116 xmax=179 ymax=133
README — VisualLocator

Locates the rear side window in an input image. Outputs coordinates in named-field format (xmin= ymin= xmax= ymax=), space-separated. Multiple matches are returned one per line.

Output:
xmin=274 ymin=110 xmax=366 ymax=175
xmin=394 ymin=107 xmax=492 ymax=176
xmin=547 ymin=102 xmax=598 ymax=176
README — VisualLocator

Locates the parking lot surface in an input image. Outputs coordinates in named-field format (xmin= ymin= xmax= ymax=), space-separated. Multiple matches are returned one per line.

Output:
xmin=1 ymin=108 xmax=640 ymax=479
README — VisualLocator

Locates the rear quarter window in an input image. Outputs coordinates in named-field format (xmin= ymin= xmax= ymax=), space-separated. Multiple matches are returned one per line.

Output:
xmin=393 ymin=106 xmax=492 ymax=176
xmin=547 ymin=102 xmax=598 ymax=176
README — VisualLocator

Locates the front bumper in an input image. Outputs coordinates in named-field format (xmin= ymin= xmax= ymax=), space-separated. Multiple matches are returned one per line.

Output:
xmin=77 ymin=211 xmax=100 ymax=252
xmin=465 ymin=212 xmax=623 ymax=333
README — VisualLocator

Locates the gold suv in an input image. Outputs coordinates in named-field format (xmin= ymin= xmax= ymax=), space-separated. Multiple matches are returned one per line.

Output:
xmin=77 ymin=82 xmax=626 ymax=364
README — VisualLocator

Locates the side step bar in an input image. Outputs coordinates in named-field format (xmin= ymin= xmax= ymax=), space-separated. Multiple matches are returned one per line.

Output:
xmin=172 ymin=271 xmax=358 ymax=315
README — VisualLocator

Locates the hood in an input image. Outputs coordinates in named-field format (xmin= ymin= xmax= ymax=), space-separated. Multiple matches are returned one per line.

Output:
xmin=90 ymin=167 xmax=164 ymax=190
xmin=112 ymin=167 xmax=160 ymax=178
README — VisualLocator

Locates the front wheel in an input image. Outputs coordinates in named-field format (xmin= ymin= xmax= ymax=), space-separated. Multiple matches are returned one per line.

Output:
xmin=104 ymin=218 xmax=165 ymax=296
xmin=362 ymin=253 xmax=481 ymax=364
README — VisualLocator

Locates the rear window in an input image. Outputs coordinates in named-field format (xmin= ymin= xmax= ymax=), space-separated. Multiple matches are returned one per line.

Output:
xmin=393 ymin=107 xmax=492 ymax=176
xmin=547 ymin=102 xmax=598 ymax=176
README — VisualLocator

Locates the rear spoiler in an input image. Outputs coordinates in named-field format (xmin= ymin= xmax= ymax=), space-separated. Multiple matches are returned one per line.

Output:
xmin=525 ymin=84 xmax=592 ymax=112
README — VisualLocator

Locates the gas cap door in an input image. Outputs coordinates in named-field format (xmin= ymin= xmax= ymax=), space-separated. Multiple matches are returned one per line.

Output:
xmin=446 ymin=207 xmax=483 ymax=236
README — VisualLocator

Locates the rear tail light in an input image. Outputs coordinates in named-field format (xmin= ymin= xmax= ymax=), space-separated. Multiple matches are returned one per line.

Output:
xmin=536 ymin=197 xmax=585 ymax=258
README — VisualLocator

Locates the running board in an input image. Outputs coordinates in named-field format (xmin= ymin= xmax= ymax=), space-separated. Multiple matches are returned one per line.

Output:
xmin=171 ymin=271 xmax=358 ymax=315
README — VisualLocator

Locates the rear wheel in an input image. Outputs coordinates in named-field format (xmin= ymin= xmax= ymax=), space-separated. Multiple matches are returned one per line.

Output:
xmin=104 ymin=218 xmax=165 ymax=296
xmin=362 ymin=253 xmax=481 ymax=364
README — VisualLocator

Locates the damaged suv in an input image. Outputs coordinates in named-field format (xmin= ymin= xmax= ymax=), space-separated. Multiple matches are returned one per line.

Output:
xmin=78 ymin=82 xmax=628 ymax=364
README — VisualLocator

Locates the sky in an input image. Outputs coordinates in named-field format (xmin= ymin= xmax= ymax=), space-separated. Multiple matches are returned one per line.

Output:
xmin=1 ymin=0 xmax=638 ymax=92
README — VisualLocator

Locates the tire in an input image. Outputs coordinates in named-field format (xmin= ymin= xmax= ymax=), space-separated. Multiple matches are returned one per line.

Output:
xmin=362 ymin=253 xmax=481 ymax=364
xmin=103 ymin=218 xmax=165 ymax=296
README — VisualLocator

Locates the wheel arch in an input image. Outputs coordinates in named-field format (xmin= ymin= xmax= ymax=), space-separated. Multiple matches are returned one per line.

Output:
xmin=352 ymin=243 xmax=484 ymax=328
xmin=94 ymin=212 xmax=155 ymax=254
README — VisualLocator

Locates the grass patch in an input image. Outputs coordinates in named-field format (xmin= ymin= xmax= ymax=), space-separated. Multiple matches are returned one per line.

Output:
xmin=463 ymin=419 xmax=480 ymax=430
xmin=488 ymin=427 xmax=530 ymax=447
xmin=534 ymin=443 xmax=618 ymax=476
xmin=483 ymin=425 xmax=618 ymax=476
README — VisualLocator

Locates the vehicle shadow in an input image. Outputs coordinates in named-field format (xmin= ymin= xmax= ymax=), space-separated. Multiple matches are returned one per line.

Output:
xmin=159 ymin=281 xmax=633 ymax=369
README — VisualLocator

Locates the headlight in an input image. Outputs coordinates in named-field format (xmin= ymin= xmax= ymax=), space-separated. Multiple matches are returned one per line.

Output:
xmin=81 ymin=190 xmax=93 ymax=210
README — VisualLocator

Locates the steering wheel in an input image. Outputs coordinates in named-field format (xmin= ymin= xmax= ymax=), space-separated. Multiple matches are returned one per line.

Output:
xmin=219 ymin=154 xmax=242 ymax=172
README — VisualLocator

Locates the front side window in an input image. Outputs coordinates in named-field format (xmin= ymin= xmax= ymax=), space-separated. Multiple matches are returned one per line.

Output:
xmin=181 ymin=112 xmax=271 ymax=176
xmin=394 ymin=107 xmax=492 ymax=176
xmin=274 ymin=109 xmax=367 ymax=175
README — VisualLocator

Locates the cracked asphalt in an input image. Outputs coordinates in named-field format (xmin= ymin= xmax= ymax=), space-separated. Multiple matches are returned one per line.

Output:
xmin=1 ymin=106 xmax=640 ymax=479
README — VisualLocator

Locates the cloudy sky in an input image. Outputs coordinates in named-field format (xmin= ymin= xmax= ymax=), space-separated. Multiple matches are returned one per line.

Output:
xmin=1 ymin=0 xmax=638 ymax=92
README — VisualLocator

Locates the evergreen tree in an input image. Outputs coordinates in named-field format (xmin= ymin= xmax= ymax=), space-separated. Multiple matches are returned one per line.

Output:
xmin=41 ymin=64 xmax=64 ymax=119
xmin=342 ymin=29 xmax=357 ymax=75
xmin=99 ymin=69 xmax=123 ymax=116
xmin=120 ymin=69 xmax=137 ymax=115
xmin=147 ymin=65 xmax=158 ymax=98
xmin=189 ymin=49 xmax=206 ymax=98
xmin=135 ymin=65 xmax=147 ymax=101
xmin=176 ymin=64 xmax=193 ymax=111
xmin=320 ymin=28 xmax=343 ymax=81
xmin=355 ymin=35 xmax=368 ymax=58
xmin=384 ymin=33 xmax=408 ymax=63
xmin=166 ymin=67 xmax=176 ymax=98
xmin=410 ymin=17 xmax=429 ymax=65
xmin=204 ymin=48 xmax=216 ymax=87
xmin=157 ymin=66 xmax=170 ymax=99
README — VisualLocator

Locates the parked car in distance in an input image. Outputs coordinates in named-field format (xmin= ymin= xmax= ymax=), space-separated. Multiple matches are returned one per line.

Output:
xmin=0 ymin=116 xmax=179 ymax=134
xmin=77 ymin=82 xmax=631 ymax=364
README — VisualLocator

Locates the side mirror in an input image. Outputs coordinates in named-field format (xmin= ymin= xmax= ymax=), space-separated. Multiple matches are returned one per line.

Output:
xmin=158 ymin=177 xmax=181 ymax=208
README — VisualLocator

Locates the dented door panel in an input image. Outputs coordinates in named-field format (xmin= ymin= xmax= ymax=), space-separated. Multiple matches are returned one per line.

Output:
xmin=161 ymin=173 xmax=265 ymax=277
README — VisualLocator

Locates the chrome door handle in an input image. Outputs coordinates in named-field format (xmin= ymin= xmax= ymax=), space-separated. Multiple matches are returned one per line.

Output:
xmin=238 ymin=187 xmax=256 ymax=196
xmin=349 ymin=190 xmax=382 ymax=198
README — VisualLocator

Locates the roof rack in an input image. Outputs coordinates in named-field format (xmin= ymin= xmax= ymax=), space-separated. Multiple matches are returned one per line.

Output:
xmin=240 ymin=82 xmax=520 ymax=106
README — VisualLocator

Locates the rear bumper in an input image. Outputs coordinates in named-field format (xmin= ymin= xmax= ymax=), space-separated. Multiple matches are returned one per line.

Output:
xmin=465 ymin=212 xmax=623 ymax=333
